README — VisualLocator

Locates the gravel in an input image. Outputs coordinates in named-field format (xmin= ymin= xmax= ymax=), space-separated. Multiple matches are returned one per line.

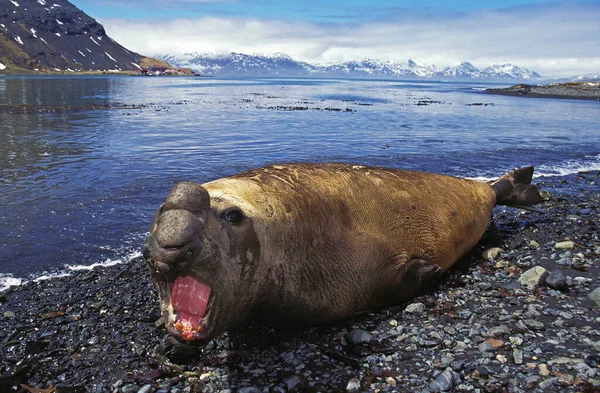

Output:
xmin=1 ymin=171 xmax=599 ymax=393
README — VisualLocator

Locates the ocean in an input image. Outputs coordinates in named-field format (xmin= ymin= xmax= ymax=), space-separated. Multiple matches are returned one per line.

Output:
xmin=1 ymin=75 xmax=598 ymax=291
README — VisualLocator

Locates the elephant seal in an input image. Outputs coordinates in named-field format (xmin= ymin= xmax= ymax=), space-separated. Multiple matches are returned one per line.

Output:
xmin=142 ymin=163 xmax=543 ymax=343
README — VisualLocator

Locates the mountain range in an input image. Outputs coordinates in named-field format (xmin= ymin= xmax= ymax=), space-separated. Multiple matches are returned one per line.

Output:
xmin=158 ymin=52 xmax=544 ymax=81
xmin=0 ymin=0 xmax=596 ymax=82
xmin=0 ymin=0 xmax=165 ymax=73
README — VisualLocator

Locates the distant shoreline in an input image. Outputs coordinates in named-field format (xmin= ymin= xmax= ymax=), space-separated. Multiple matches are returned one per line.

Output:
xmin=485 ymin=82 xmax=600 ymax=101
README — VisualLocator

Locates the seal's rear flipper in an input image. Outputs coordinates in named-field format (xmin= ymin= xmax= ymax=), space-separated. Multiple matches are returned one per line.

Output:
xmin=491 ymin=166 xmax=544 ymax=210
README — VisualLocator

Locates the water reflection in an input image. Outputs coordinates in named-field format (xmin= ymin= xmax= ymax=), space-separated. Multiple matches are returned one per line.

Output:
xmin=0 ymin=76 xmax=598 ymax=278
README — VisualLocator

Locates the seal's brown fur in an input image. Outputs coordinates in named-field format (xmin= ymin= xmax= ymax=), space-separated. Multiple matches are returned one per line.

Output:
xmin=144 ymin=163 xmax=542 ymax=343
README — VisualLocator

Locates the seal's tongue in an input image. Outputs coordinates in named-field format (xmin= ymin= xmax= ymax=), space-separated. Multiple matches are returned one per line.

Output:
xmin=171 ymin=276 xmax=211 ymax=331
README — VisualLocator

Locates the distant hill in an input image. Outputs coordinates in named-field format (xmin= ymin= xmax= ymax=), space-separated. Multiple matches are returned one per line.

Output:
xmin=158 ymin=52 xmax=544 ymax=81
xmin=570 ymin=73 xmax=600 ymax=82
xmin=0 ymin=0 xmax=167 ymax=73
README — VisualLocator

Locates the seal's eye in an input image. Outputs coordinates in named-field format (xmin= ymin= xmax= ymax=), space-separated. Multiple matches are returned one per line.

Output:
xmin=222 ymin=208 xmax=244 ymax=224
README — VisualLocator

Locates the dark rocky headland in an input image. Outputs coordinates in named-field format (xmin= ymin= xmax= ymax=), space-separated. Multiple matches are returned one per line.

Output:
xmin=1 ymin=171 xmax=599 ymax=393
xmin=0 ymin=0 xmax=169 ymax=74
xmin=486 ymin=82 xmax=600 ymax=101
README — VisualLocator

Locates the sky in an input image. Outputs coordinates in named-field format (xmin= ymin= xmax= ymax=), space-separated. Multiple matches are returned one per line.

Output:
xmin=71 ymin=0 xmax=600 ymax=78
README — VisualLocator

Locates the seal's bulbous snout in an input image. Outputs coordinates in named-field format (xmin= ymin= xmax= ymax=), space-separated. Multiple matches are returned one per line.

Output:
xmin=162 ymin=181 xmax=211 ymax=217
xmin=144 ymin=182 xmax=210 ymax=268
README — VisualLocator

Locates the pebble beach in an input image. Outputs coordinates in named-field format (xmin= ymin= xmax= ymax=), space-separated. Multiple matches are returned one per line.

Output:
xmin=1 ymin=171 xmax=599 ymax=393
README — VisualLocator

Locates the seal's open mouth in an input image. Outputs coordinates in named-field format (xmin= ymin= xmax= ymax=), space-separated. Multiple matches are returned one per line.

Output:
xmin=170 ymin=276 xmax=212 ymax=341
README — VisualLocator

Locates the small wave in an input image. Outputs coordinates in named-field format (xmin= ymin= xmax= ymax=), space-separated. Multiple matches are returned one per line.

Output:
xmin=534 ymin=156 xmax=600 ymax=178
xmin=467 ymin=155 xmax=600 ymax=182
xmin=0 ymin=274 xmax=23 ymax=293
xmin=33 ymin=272 xmax=72 ymax=282
xmin=0 ymin=251 xmax=143 ymax=293
xmin=65 ymin=250 xmax=141 ymax=271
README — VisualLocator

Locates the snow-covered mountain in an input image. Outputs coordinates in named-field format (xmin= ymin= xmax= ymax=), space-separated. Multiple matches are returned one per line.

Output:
xmin=0 ymin=0 xmax=165 ymax=73
xmin=160 ymin=52 xmax=316 ymax=76
xmin=159 ymin=52 xmax=543 ymax=81
xmin=440 ymin=62 xmax=480 ymax=78
xmin=570 ymin=73 xmax=600 ymax=82
xmin=480 ymin=64 xmax=542 ymax=81
xmin=315 ymin=58 xmax=438 ymax=78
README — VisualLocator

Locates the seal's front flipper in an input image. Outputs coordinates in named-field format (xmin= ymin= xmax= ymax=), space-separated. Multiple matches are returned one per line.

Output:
xmin=382 ymin=257 xmax=445 ymax=304
xmin=491 ymin=166 xmax=544 ymax=210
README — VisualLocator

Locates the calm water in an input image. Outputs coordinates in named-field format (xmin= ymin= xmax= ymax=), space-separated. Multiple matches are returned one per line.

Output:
xmin=1 ymin=76 xmax=599 ymax=288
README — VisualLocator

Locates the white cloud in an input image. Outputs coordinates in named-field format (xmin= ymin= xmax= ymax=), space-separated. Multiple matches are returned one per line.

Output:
xmin=100 ymin=3 xmax=600 ymax=78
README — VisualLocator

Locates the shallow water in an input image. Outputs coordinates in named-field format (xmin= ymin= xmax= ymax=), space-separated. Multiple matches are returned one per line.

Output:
xmin=0 ymin=75 xmax=598 ymax=286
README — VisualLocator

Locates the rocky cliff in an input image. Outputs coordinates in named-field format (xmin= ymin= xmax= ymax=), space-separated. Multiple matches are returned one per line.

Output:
xmin=0 ymin=0 xmax=163 ymax=73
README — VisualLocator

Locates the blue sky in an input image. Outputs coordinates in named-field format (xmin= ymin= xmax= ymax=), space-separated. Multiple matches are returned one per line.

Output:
xmin=74 ymin=0 xmax=560 ymax=22
xmin=71 ymin=0 xmax=600 ymax=77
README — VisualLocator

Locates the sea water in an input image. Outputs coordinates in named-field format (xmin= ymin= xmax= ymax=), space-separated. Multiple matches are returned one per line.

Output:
xmin=1 ymin=76 xmax=598 ymax=290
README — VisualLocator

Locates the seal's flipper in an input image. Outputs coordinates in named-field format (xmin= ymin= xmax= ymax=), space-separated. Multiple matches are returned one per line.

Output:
xmin=491 ymin=166 xmax=544 ymax=209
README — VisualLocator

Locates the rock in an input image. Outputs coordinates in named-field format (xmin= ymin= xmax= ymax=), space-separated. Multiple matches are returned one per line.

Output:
xmin=585 ymin=354 xmax=600 ymax=368
xmin=524 ymin=376 xmax=542 ymax=389
xmin=538 ymin=377 xmax=559 ymax=389
xmin=429 ymin=370 xmax=456 ymax=392
xmin=347 ymin=329 xmax=373 ymax=345
xmin=538 ymin=364 xmax=550 ymax=376
xmin=55 ymin=385 xmax=86 ymax=393
xmin=509 ymin=336 xmax=523 ymax=346
xmin=346 ymin=378 xmax=361 ymax=392
xmin=385 ymin=377 xmax=397 ymax=387
xmin=485 ymin=339 xmax=504 ymax=348
xmin=238 ymin=388 xmax=260 ymax=393
xmin=524 ymin=319 xmax=545 ymax=330
xmin=284 ymin=375 xmax=302 ymax=391
xmin=487 ymin=325 xmax=510 ymax=337
xmin=122 ymin=386 xmax=140 ymax=393
xmin=200 ymin=372 xmax=212 ymax=381
xmin=282 ymin=352 xmax=294 ymax=364
xmin=557 ymin=257 xmax=573 ymax=266
xmin=574 ymin=362 xmax=597 ymax=378
xmin=555 ymin=241 xmax=575 ymax=249
xmin=518 ymin=266 xmax=548 ymax=290
xmin=513 ymin=349 xmax=524 ymax=364
xmin=137 ymin=385 xmax=152 ymax=393
xmin=478 ymin=342 xmax=494 ymax=354
xmin=548 ymin=357 xmax=584 ymax=366
xmin=405 ymin=302 xmax=426 ymax=314
xmin=574 ymin=277 xmax=592 ymax=286
xmin=3 ymin=311 xmax=15 ymax=318
xmin=558 ymin=374 xmax=575 ymax=386
xmin=481 ymin=248 xmax=502 ymax=260
xmin=588 ymin=288 xmax=600 ymax=307
xmin=544 ymin=270 xmax=568 ymax=290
